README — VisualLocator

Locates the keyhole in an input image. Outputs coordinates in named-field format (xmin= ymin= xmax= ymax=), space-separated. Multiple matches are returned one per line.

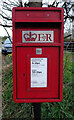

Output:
xmin=23 ymin=73 xmax=25 ymax=77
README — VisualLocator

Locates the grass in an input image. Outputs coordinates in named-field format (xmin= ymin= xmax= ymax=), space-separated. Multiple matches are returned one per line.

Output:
xmin=2 ymin=54 xmax=12 ymax=65
xmin=41 ymin=52 xmax=73 ymax=119
xmin=2 ymin=52 xmax=73 ymax=119
xmin=0 ymin=42 xmax=2 ymax=48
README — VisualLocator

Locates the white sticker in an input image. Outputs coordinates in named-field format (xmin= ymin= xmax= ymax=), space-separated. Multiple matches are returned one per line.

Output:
xmin=36 ymin=48 xmax=42 ymax=54
xmin=31 ymin=58 xmax=47 ymax=88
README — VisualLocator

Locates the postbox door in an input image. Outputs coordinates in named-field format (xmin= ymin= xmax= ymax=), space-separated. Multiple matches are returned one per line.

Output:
xmin=16 ymin=46 xmax=60 ymax=99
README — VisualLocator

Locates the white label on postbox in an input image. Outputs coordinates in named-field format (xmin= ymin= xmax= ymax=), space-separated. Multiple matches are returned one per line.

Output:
xmin=22 ymin=31 xmax=54 ymax=42
xmin=31 ymin=58 xmax=47 ymax=88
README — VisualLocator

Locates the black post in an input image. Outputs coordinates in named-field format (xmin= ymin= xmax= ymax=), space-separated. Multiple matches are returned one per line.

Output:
xmin=29 ymin=0 xmax=42 ymax=7
xmin=18 ymin=0 xmax=23 ymax=7
xmin=19 ymin=2 xmax=23 ymax=7
xmin=31 ymin=103 xmax=41 ymax=120
xmin=29 ymin=1 xmax=42 ymax=120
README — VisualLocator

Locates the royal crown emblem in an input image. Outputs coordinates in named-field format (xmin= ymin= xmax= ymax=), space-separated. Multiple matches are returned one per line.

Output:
xmin=24 ymin=32 xmax=37 ymax=41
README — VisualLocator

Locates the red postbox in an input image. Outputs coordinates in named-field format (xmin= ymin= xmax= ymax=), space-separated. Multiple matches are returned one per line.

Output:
xmin=12 ymin=7 xmax=64 ymax=103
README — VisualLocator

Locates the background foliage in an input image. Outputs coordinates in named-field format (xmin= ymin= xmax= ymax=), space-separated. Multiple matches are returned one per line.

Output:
xmin=2 ymin=52 xmax=73 ymax=119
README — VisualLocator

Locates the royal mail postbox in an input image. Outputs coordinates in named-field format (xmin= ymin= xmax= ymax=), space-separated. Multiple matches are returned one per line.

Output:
xmin=12 ymin=7 xmax=64 ymax=103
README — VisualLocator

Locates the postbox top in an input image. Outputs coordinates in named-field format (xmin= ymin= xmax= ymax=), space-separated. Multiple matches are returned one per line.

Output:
xmin=12 ymin=7 xmax=64 ymax=22
xmin=13 ymin=7 xmax=63 ymax=10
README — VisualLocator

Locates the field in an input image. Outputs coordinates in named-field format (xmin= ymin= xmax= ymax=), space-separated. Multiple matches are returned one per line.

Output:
xmin=2 ymin=51 xmax=73 ymax=119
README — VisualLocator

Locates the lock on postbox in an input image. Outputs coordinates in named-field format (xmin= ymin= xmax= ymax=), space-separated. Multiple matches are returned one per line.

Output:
xmin=12 ymin=7 xmax=64 ymax=103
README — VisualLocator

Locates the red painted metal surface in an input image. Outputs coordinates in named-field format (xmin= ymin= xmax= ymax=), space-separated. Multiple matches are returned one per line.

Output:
xmin=12 ymin=7 xmax=64 ymax=103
